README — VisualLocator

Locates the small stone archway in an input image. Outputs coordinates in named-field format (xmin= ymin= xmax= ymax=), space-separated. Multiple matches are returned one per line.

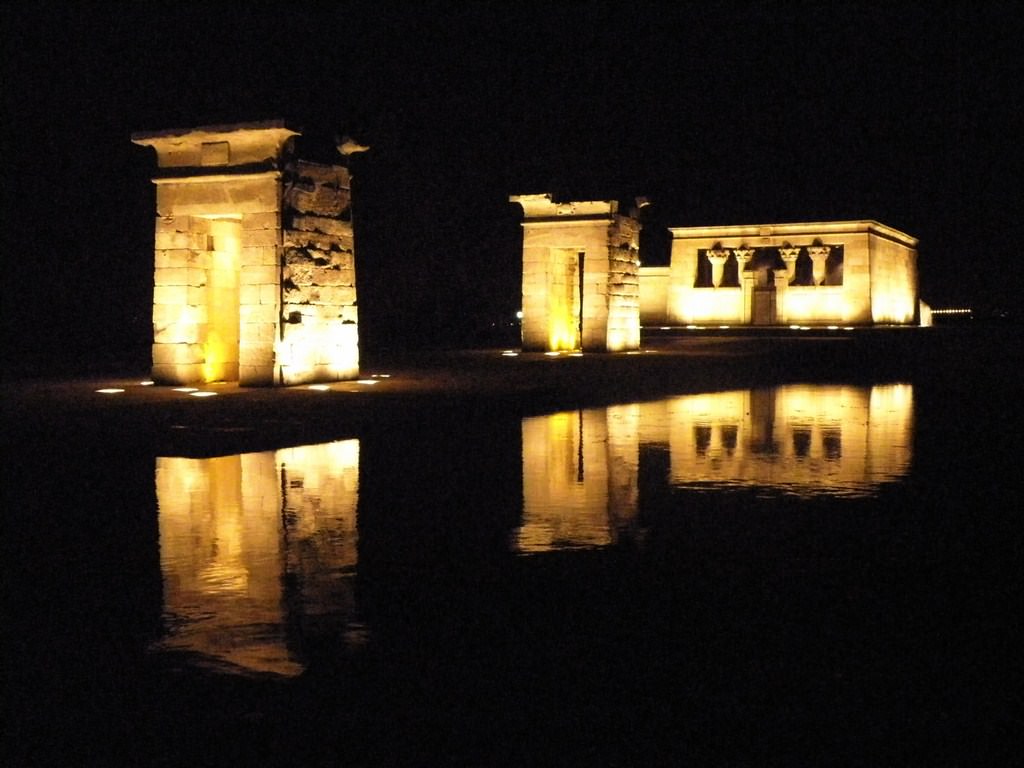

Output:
xmin=510 ymin=194 xmax=641 ymax=352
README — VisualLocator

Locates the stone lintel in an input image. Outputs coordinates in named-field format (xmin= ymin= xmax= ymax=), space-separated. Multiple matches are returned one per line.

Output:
xmin=669 ymin=220 xmax=917 ymax=249
xmin=151 ymin=170 xmax=282 ymax=185
xmin=510 ymin=193 xmax=618 ymax=221
xmin=132 ymin=120 xmax=299 ymax=170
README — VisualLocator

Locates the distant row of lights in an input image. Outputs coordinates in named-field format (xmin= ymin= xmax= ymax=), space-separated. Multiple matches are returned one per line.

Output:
xmin=502 ymin=349 xmax=654 ymax=357
xmin=95 ymin=374 xmax=391 ymax=395
xmin=931 ymin=308 xmax=972 ymax=315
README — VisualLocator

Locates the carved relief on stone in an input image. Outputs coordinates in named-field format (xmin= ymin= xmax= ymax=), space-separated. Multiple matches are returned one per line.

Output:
xmin=733 ymin=247 xmax=755 ymax=272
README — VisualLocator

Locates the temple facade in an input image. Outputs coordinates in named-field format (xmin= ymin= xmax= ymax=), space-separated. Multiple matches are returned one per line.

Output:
xmin=641 ymin=220 xmax=920 ymax=327
xmin=132 ymin=120 xmax=365 ymax=386
xmin=510 ymin=193 xmax=641 ymax=352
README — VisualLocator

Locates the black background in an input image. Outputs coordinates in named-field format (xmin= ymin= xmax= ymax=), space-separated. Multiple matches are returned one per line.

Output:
xmin=3 ymin=2 xmax=1020 ymax=370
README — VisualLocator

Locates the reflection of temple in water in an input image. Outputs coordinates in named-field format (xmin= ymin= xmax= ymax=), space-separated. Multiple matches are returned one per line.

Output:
xmin=155 ymin=440 xmax=359 ymax=676
xmin=518 ymin=384 xmax=913 ymax=552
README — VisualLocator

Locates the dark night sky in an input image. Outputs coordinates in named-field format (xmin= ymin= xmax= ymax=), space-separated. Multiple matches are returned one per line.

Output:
xmin=2 ymin=2 xmax=1020 ymax=369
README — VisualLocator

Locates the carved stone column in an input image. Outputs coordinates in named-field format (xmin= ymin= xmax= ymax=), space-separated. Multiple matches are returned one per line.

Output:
xmin=707 ymin=247 xmax=730 ymax=288
xmin=807 ymin=245 xmax=830 ymax=285
xmin=773 ymin=268 xmax=790 ymax=324
xmin=733 ymin=247 xmax=754 ymax=274
xmin=779 ymin=245 xmax=801 ymax=284
xmin=740 ymin=267 xmax=756 ymax=324
xmin=733 ymin=246 xmax=757 ymax=286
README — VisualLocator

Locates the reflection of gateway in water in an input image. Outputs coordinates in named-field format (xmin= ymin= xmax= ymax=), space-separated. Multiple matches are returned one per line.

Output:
xmin=155 ymin=440 xmax=359 ymax=676
xmin=519 ymin=384 xmax=913 ymax=552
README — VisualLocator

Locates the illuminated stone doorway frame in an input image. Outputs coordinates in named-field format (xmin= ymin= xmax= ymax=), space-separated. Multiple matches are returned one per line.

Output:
xmin=133 ymin=121 xmax=363 ymax=386
xmin=511 ymin=194 xmax=641 ymax=352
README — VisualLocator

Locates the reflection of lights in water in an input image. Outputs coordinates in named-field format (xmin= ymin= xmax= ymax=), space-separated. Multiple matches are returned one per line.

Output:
xmin=308 ymin=384 xmax=331 ymax=391
xmin=155 ymin=439 xmax=360 ymax=677
xmin=355 ymin=379 xmax=378 ymax=385
xmin=173 ymin=387 xmax=198 ymax=393
xmin=519 ymin=384 xmax=915 ymax=551
xmin=502 ymin=350 xmax=519 ymax=357
xmin=96 ymin=388 xmax=124 ymax=394
xmin=140 ymin=380 xmax=155 ymax=386
xmin=188 ymin=391 xmax=218 ymax=397
xmin=197 ymin=560 xmax=248 ymax=594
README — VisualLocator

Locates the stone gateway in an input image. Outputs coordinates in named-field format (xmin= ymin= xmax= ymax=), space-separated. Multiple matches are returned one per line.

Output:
xmin=133 ymin=120 xmax=366 ymax=386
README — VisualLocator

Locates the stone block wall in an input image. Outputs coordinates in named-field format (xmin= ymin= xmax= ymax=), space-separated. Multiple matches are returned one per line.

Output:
xmin=278 ymin=160 xmax=359 ymax=385
xmin=135 ymin=121 xmax=363 ymax=386
xmin=511 ymin=194 xmax=642 ymax=353
xmin=664 ymin=221 xmax=917 ymax=327
xmin=604 ymin=214 xmax=641 ymax=351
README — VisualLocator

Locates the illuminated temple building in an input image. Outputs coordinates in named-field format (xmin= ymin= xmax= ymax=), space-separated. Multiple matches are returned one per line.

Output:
xmin=641 ymin=221 xmax=921 ymax=328
xmin=510 ymin=194 xmax=642 ymax=352
xmin=512 ymin=195 xmax=923 ymax=352
xmin=133 ymin=121 xmax=366 ymax=386
xmin=134 ymin=120 xmax=924 ymax=376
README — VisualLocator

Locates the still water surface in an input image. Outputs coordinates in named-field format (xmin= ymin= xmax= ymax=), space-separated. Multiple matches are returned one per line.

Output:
xmin=7 ymin=341 xmax=1017 ymax=764
xmin=154 ymin=384 xmax=914 ymax=678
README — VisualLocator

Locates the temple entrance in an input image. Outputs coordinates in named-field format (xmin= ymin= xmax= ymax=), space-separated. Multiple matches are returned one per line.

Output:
xmin=547 ymin=248 xmax=584 ymax=351
xmin=751 ymin=268 xmax=776 ymax=325
xmin=203 ymin=218 xmax=241 ymax=382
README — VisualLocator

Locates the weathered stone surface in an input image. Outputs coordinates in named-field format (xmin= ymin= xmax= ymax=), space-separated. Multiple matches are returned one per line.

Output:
xmin=241 ymin=228 xmax=280 ymax=248
xmin=152 ymin=342 xmax=204 ymax=365
xmin=285 ymin=161 xmax=351 ymax=217
xmin=240 ymin=265 xmax=279 ymax=286
xmin=241 ymin=245 xmax=279 ymax=267
xmin=138 ymin=121 xmax=360 ymax=385
xmin=242 ymin=211 xmax=280 ymax=231
xmin=290 ymin=215 xmax=353 ymax=238
xmin=240 ymin=304 xmax=278 ymax=324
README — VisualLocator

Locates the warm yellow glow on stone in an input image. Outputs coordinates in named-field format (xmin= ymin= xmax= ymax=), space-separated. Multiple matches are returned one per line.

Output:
xmin=155 ymin=439 xmax=359 ymax=676
xmin=511 ymin=193 xmax=640 ymax=353
xmin=671 ymin=287 xmax=744 ymax=325
xmin=202 ymin=220 xmax=242 ymax=382
xmin=647 ymin=221 xmax=919 ymax=327
xmin=135 ymin=121 xmax=363 ymax=387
